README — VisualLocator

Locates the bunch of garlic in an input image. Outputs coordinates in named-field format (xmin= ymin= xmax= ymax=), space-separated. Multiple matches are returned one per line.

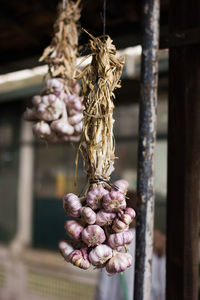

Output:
xmin=59 ymin=179 xmax=136 ymax=274
xmin=24 ymin=78 xmax=83 ymax=142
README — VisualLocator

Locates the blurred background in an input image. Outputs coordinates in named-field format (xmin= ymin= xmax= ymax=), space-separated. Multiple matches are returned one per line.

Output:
xmin=0 ymin=0 xmax=168 ymax=299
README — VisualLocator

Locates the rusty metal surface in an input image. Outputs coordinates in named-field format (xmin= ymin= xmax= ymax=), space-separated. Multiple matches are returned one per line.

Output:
xmin=134 ymin=0 xmax=160 ymax=299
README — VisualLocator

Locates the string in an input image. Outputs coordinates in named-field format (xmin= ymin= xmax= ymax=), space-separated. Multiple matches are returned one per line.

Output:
xmin=103 ymin=0 xmax=106 ymax=36
xmin=62 ymin=0 xmax=66 ymax=10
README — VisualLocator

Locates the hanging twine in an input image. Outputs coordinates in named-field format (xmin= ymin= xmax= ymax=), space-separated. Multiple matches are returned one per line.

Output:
xmin=76 ymin=31 xmax=125 ymax=184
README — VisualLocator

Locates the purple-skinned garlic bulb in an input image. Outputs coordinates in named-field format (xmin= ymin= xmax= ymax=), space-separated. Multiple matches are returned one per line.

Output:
xmin=64 ymin=220 xmax=84 ymax=241
xmin=120 ymin=207 xmax=136 ymax=225
xmin=106 ymin=252 xmax=132 ymax=274
xmin=89 ymin=245 xmax=113 ymax=267
xmin=63 ymin=193 xmax=82 ymax=218
xmin=107 ymin=230 xmax=134 ymax=249
xmin=80 ymin=207 xmax=96 ymax=224
xmin=96 ymin=210 xmax=116 ymax=226
xmin=68 ymin=250 xmax=90 ymax=270
xmin=82 ymin=225 xmax=106 ymax=247
xmin=87 ymin=186 xmax=109 ymax=210
xmin=113 ymin=179 xmax=129 ymax=194
xmin=58 ymin=240 xmax=74 ymax=262
xmin=112 ymin=219 xmax=128 ymax=233
xmin=103 ymin=190 xmax=126 ymax=212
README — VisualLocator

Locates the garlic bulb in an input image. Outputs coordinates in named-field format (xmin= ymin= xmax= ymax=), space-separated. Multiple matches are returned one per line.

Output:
xmin=120 ymin=207 xmax=136 ymax=225
xmin=68 ymin=113 xmax=83 ymax=125
xmin=80 ymin=207 xmax=96 ymax=224
xmin=106 ymin=252 xmax=132 ymax=274
xmin=113 ymin=179 xmax=129 ymax=194
xmin=96 ymin=210 xmax=116 ymax=226
xmin=112 ymin=219 xmax=128 ymax=233
xmin=103 ymin=190 xmax=126 ymax=212
xmin=32 ymin=121 xmax=53 ymax=140
xmin=68 ymin=250 xmax=90 ymax=270
xmin=89 ymin=245 xmax=113 ymax=267
xmin=64 ymin=220 xmax=84 ymax=241
xmin=87 ymin=186 xmax=109 ymax=210
xmin=58 ymin=240 xmax=74 ymax=262
xmin=82 ymin=225 xmax=106 ymax=247
xmin=63 ymin=193 xmax=82 ymax=218
xmin=107 ymin=230 xmax=134 ymax=248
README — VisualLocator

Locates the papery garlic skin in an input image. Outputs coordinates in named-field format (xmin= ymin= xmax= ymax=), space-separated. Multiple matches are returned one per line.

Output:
xmin=112 ymin=219 xmax=128 ymax=233
xmin=82 ymin=225 xmax=106 ymax=247
xmin=87 ymin=186 xmax=109 ymax=210
xmin=107 ymin=230 xmax=134 ymax=249
xmin=63 ymin=193 xmax=82 ymax=218
xmin=113 ymin=179 xmax=129 ymax=194
xmin=89 ymin=245 xmax=113 ymax=267
xmin=80 ymin=207 xmax=96 ymax=224
xmin=68 ymin=250 xmax=90 ymax=270
xmin=58 ymin=240 xmax=74 ymax=262
xmin=96 ymin=210 xmax=116 ymax=226
xmin=106 ymin=252 xmax=132 ymax=274
xmin=64 ymin=220 xmax=84 ymax=241
xmin=102 ymin=190 xmax=126 ymax=212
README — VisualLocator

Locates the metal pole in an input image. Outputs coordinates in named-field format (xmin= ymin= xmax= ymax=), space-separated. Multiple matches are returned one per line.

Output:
xmin=134 ymin=0 xmax=160 ymax=299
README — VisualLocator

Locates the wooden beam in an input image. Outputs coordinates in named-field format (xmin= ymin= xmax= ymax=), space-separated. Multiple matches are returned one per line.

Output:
xmin=166 ymin=0 xmax=200 ymax=299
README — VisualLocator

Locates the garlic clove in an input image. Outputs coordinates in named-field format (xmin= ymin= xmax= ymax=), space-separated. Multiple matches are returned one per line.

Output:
xmin=32 ymin=121 xmax=52 ymax=139
xmin=82 ymin=225 xmax=106 ymax=247
xmin=58 ymin=240 xmax=74 ymax=262
xmin=51 ymin=119 xmax=74 ymax=135
xmin=64 ymin=220 xmax=84 ymax=241
xmin=68 ymin=250 xmax=90 ymax=270
xmin=63 ymin=193 xmax=82 ymax=218
xmin=112 ymin=219 xmax=129 ymax=233
xmin=80 ymin=207 xmax=96 ymax=224
xmin=120 ymin=207 xmax=136 ymax=225
xmin=32 ymin=95 xmax=41 ymax=107
xmin=89 ymin=245 xmax=113 ymax=267
xmin=106 ymin=252 xmax=132 ymax=274
xmin=68 ymin=113 xmax=83 ymax=125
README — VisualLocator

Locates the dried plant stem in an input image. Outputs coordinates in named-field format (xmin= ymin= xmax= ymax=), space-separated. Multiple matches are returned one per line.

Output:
xmin=76 ymin=32 xmax=125 ymax=183
xmin=39 ymin=0 xmax=81 ymax=82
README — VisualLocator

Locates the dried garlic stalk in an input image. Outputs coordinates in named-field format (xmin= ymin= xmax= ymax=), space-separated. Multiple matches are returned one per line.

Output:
xmin=40 ymin=0 xmax=81 ymax=82
xmin=77 ymin=33 xmax=125 ymax=182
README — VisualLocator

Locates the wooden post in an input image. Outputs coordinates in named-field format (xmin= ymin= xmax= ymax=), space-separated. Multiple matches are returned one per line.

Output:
xmin=167 ymin=1 xmax=200 ymax=299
